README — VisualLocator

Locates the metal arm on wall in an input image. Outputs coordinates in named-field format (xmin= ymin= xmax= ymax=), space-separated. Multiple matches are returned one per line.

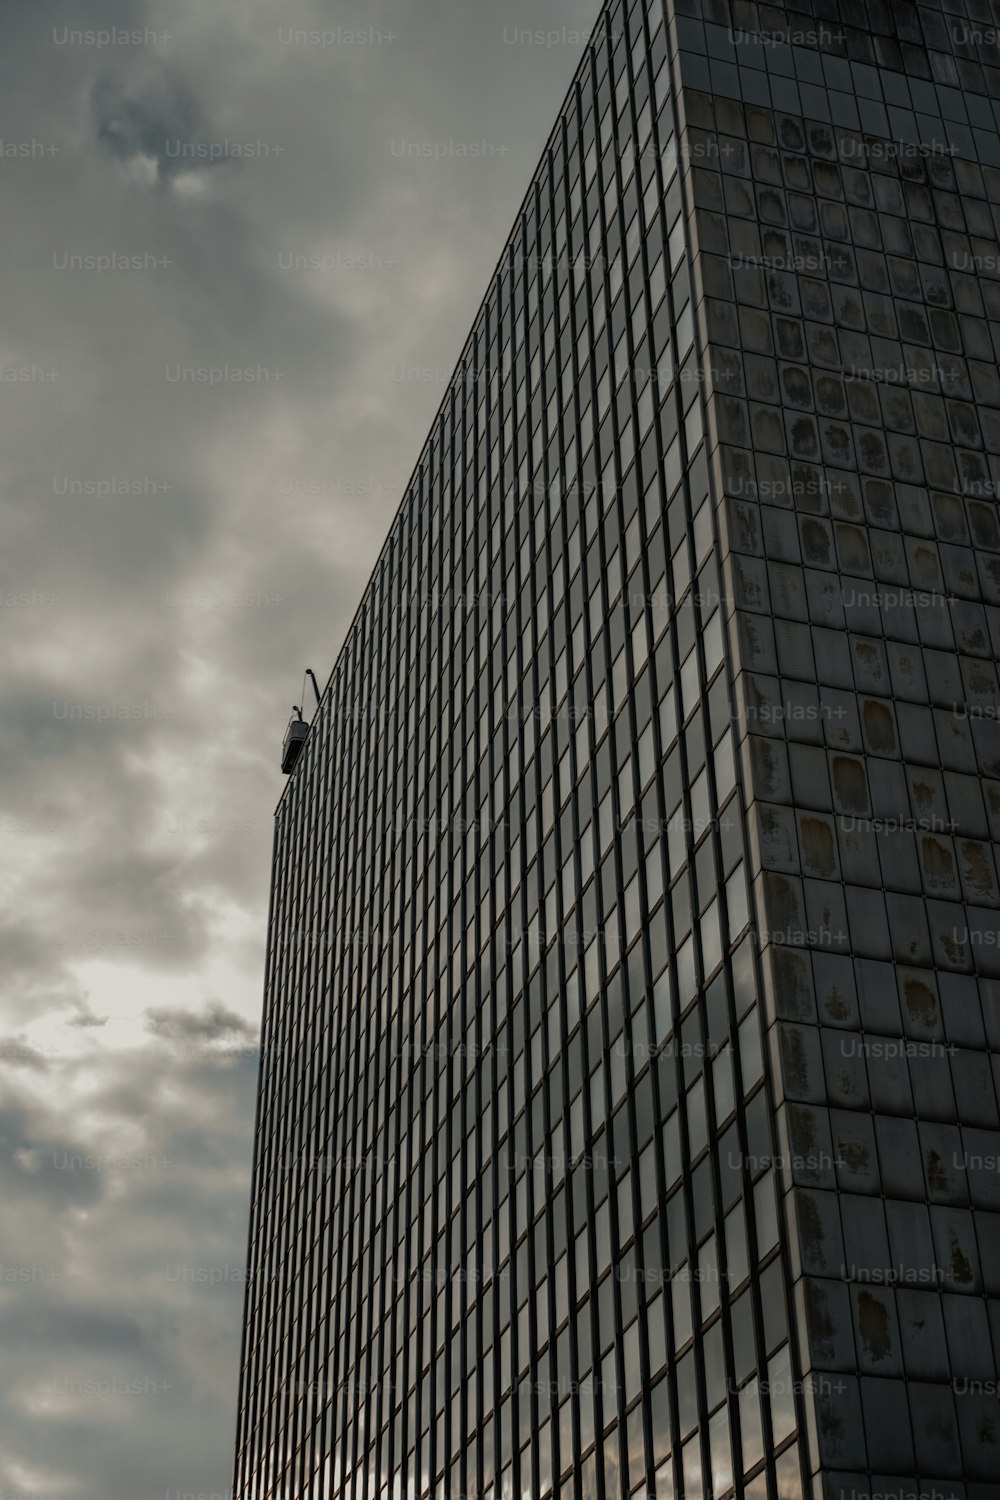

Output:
xmin=303 ymin=669 xmax=321 ymax=712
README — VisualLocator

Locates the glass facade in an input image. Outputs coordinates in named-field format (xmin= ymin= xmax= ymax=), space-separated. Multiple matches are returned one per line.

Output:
xmin=234 ymin=3 xmax=1000 ymax=1499
xmin=675 ymin=1 xmax=1000 ymax=1494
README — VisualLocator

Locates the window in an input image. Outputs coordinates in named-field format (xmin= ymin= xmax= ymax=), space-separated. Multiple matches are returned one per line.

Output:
xmin=768 ymin=1344 xmax=796 ymax=1446
xmin=709 ymin=1407 xmax=734 ymax=1498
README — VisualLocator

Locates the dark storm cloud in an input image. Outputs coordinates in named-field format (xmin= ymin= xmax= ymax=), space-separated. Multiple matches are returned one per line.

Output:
xmin=0 ymin=1049 xmax=258 ymax=1500
xmin=0 ymin=1039 xmax=50 ymax=1070
xmin=144 ymin=1000 xmax=256 ymax=1044
xmin=0 ymin=0 xmax=601 ymax=1495
xmin=68 ymin=1005 xmax=110 ymax=1029
xmin=92 ymin=63 xmax=207 ymax=180
xmin=0 ymin=1093 xmax=105 ymax=1210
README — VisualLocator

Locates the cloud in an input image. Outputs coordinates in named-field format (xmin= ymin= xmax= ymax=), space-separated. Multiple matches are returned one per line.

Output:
xmin=0 ymin=1039 xmax=50 ymax=1070
xmin=68 ymin=1005 xmax=110 ymax=1029
xmin=0 ymin=1050 xmax=257 ymax=1500
xmin=0 ymin=0 xmax=601 ymax=1494
xmin=92 ymin=62 xmax=207 ymax=182
xmin=144 ymin=999 xmax=256 ymax=1044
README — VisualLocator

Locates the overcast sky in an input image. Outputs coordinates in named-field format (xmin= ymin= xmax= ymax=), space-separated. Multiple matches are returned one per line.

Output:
xmin=0 ymin=1 xmax=600 ymax=1496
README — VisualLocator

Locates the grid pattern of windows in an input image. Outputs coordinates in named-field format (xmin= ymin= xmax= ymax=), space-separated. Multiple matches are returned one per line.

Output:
xmin=235 ymin=0 xmax=1000 ymax=1495
xmin=679 ymin=0 xmax=1000 ymax=1494
xmin=233 ymin=3 xmax=806 ymax=1500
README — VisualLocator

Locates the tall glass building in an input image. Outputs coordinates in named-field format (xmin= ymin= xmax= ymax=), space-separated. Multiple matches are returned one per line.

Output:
xmin=233 ymin=2 xmax=1000 ymax=1498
